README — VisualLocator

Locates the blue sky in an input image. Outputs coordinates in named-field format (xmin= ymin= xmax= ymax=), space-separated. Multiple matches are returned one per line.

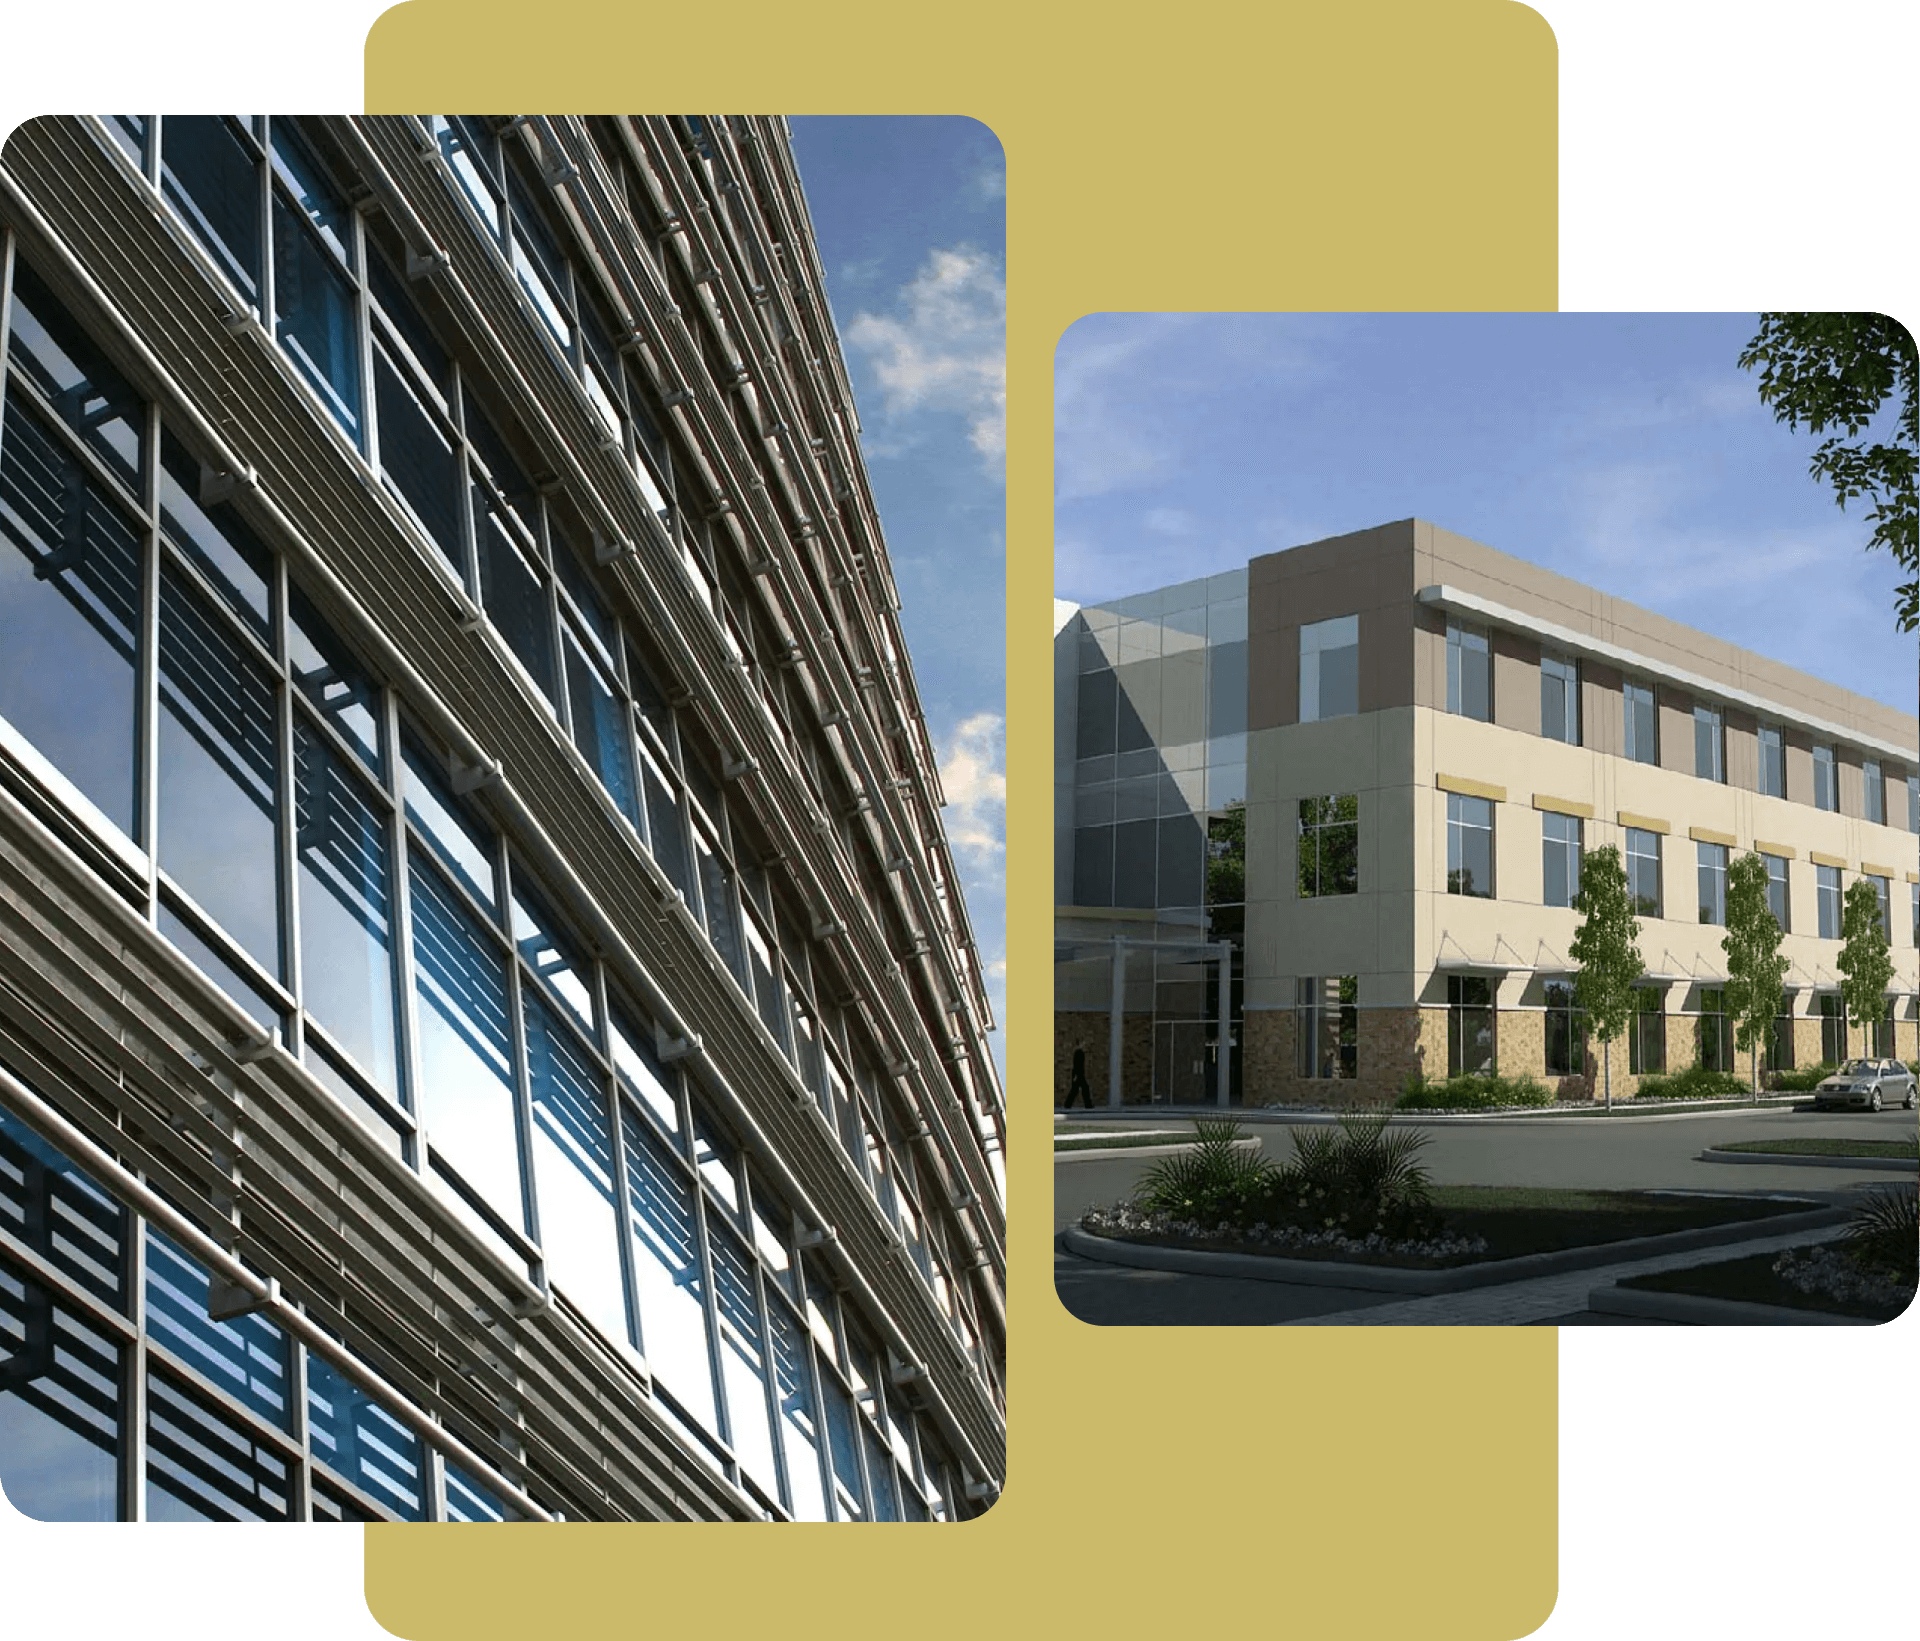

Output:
xmin=787 ymin=118 xmax=1007 ymax=1053
xmin=1056 ymin=313 xmax=1915 ymax=714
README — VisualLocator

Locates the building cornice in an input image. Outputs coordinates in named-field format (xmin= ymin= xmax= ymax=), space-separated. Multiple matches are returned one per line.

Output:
xmin=1416 ymin=584 xmax=1919 ymax=764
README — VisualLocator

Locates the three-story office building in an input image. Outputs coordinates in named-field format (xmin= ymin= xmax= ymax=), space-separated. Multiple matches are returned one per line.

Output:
xmin=1057 ymin=519 xmax=1919 ymax=1106
xmin=0 ymin=115 xmax=1005 ymax=1522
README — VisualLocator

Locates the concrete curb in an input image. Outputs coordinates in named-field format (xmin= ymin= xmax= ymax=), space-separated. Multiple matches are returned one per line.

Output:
xmin=1061 ymin=1204 xmax=1849 ymax=1294
xmin=1055 ymin=1136 xmax=1262 ymax=1164
xmin=1585 ymin=1285 xmax=1882 ymax=1326
xmin=1700 ymin=1149 xmax=1919 ymax=1173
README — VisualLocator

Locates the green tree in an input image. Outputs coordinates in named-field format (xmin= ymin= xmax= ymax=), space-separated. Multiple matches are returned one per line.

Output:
xmin=1721 ymin=852 xmax=1789 ymax=1094
xmin=1569 ymin=845 xmax=1645 ymax=1112
xmin=1738 ymin=314 xmax=1919 ymax=630
xmin=1838 ymin=877 xmax=1894 ymax=1058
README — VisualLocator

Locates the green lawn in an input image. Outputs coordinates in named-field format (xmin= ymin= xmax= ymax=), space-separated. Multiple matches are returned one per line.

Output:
xmin=1618 ymin=1247 xmax=1911 ymax=1321
xmin=1087 ymin=1187 xmax=1817 ymax=1268
xmin=1712 ymin=1138 xmax=1918 ymax=1160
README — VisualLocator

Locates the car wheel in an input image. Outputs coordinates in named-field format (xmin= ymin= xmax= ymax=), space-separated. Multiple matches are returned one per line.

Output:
xmin=1869 ymin=1088 xmax=1882 ymax=1112
xmin=1907 ymin=1089 xmax=1917 ymax=1110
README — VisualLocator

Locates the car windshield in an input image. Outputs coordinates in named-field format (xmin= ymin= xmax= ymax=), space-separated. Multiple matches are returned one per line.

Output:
xmin=1838 ymin=1060 xmax=1880 ymax=1076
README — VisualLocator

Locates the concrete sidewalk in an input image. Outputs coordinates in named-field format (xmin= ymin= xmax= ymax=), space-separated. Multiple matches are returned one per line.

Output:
xmin=1279 ymin=1223 xmax=1852 ymax=1325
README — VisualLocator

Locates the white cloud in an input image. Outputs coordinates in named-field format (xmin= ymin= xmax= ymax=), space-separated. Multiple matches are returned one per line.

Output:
xmin=936 ymin=711 xmax=1006 ymax=869
xmin=846 ymin=247 xmax=1005 ymax=469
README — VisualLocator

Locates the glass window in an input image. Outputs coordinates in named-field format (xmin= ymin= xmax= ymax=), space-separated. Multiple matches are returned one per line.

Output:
xmin=294 ymin=722 xmax=399 ymax=1091
xmin=1296 ymin=794 xmax=1358 ymax=897
xmin=623 ymin=1116 xmax=718 ymax=1435
xmin=1868 ymin=874 xmax=1891 ymax=942
xmin=1693 ymin=706 xmax=1724 ymax=782
xmin=1697 ymin=841 xmax=1728 ymax=925
xmin=1543 ymin=980 xmax=1586 ymax=1077
xmin=402 ymin=736 xmax=498 ymax=912
xmin=1446 ymin=792 xmax=1494 ymax=898
xmin=474 ymin=488 xmax=557 ymax=698
xmin=766 ymin=1298 xmax=827 ymax=1520
xmin=157 ymin=564 xmax=283 ymax=975
xmin=1758 ymin=725 xmax=1785 ymax=798
xmin=1819 ymin=994 xmax=1847 ymax=1064
xmin=510 ymin=880 xmax=596 ymax=1033
xmin=6 ymin=259 xmax=143 ymax=493
xmin=158 ymin=116 xmax=263 ymax=303
xmin=288 ymin=588 xmax=382 ymax=772
xmin=408 ymin=853 xmax=526 ymax=1229
xmin=1763 ymin=854 xmax=1790 ymax=933
xmin=609 ymin=1009 xmax=681 ymax=1139
xmin=0 ymin=1106 xmax=127 ymax=1306
xmin=143 ymin=1231 xmax=289 ymax=1429
xmin=1909 ymin=773 xmax=1919 ymax=834
xmin=1207 ymin=639 xmax=1248 ymax=737
xmin=0 ymin=1271 xmax=121 ymax=1520
xmin=1813 ymin=745 xmax=1837 ymax=812
xmin=1298 ymin=614 xmax=1358 ymax=722
xmin=1447 ymin=974 xmax=1494 ymax=1076
xmin=1542 ymin=812 xmax=1581 ymax=909
xmin=639 ymin=742 xmax=694 ymax=903
xmin=434 ymin=117 xmax=503 ymax=238
xmin=372 ymin=340 xmax=463 ymax=566
xmin=1294 ymin=975 xmax=1356 ymax=1079
xmin=1816 ymin=864 xmax=1842 ymax=939
xmin=1626 ymin=828 xmax=1662 ymax=918
xmin=710 ymin=1220 xmax=779 ymax=1505
xmin=306 ymin=1353 xmax=425 ymax=1520
xmin=525 ymin=996 xmax=628 ymax=1349
xmin=1697 ymin=988 xmax=1731 ymax=1072
xmin=1912 ymin=882 xmax=1918 ymax=947
xmin=1623 ymin=680 xmax=1657 ymax=765
xmin=1445 ymin=621 xmax=1490 ymax=722
xmin=159 ymin=433 xmax=272 ymax=639
xmin=270 ymin=131 xmax=362 ymax=441
xmin=564 ymin=633 xmax=639 ymax=826
xmin=145 ymin=1367 xmax=291 ymax=1521
xmin=1863 ymin=759 xmax=1884 ymax=825
xmin=1540 ymin=654 xmax=1578 ymax=745
xmin=1628 ymin=988 xmax=1665 ymax=1076
xmin=0 ymin=398 xmax=143 ymax=837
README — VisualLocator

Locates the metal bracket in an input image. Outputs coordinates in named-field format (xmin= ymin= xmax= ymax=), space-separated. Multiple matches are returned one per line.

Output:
xmin=657 ymin=1033 xmax=703 ymax=1064
xmin=450 ymin=755 xmax=502 ymax=795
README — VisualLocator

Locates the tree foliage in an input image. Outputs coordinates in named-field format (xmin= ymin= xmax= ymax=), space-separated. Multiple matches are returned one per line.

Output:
xmin=1569 ymin=845 xmax=1645 ymax=1107
xmin=1721 ymin=851 xmax=1789 ymax=1092
xmin=1837 ymin=877 xmax=1894 ymax=1046
xmin=1738 ymin=313 xmax=1919 ymax=630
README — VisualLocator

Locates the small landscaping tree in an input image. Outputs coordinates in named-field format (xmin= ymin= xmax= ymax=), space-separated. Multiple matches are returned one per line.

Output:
xmin=1838 ymin=877 xmax=1895 ymax=1059
xmin=1722 ymin=851 xmax=1790 ymax=1094
xmin=1569 ymin=845 xmax=1644 ymax=1112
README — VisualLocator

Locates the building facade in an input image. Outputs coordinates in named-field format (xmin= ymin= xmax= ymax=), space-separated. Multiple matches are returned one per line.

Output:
xmin=0 ymin=115 xmax=1004 ymax=1523
xmin=1058 ymin=519 xmax=1919 ymax=1106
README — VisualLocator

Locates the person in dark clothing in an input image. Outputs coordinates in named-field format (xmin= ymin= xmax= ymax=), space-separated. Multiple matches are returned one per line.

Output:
xmin=1063 ymin=1046 xmax=1095 ymax=1108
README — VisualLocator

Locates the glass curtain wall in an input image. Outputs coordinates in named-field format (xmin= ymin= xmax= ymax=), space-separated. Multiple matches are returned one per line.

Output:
xmin=0 ymin=239 xmax=985 ymax=1515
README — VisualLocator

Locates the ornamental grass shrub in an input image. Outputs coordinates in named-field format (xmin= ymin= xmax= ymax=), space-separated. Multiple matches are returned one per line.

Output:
xmin=1131 ymin=1119 xmax=1277 ymax=1223
xmin=1633 ymin=1065 xmax=1748 ymax=1100
xmin=1766 ymin=1063 xmax=1837 ymax=1092
xmin=1841 ymin=1183 xmax=1919 ymax=1289
xmin=1395 ymin=1071 xmax=1553 ymax=1111
xmin=1132 ymin=1113 xmax=1443 ymax=1242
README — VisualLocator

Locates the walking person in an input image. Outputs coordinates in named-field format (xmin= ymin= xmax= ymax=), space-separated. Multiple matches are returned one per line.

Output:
xmin=1063 ymin=1045 xmax=1095 ymax=1109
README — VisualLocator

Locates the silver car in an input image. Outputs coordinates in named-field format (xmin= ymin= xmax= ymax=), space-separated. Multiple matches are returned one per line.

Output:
xmin=1813 ymin=1059 xmax=1919 ymax=1112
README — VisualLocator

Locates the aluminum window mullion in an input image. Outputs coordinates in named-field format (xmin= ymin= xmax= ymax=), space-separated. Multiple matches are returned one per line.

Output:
xmin=137 ymin=396 xmax=162 ymax=898
xmin=124 ymin=1202 xmax=148 ymax=1521
xmin=256 ymin=119 xmax=274 ymax=329
xmin=497 ymin=843 xmax=547 ymax=1288
xmin=274 ymin=555 xmax=303 ymax=1058
xmin=385 ymin=688 xmax=429 ymax=1174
